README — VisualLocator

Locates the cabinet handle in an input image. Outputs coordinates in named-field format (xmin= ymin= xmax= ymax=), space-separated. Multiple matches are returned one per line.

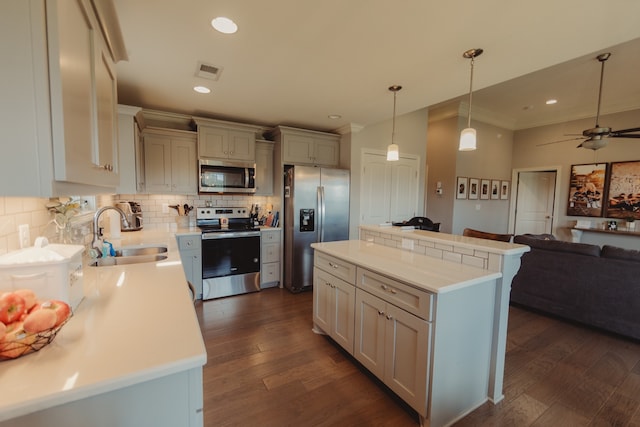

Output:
xmin=380 ymin=284 xmax=397 ymax=294
xmin=95 ymin=163 xmax=113 ymax=171
xmin=386 ymin=314 xmax=393 ymax=320
xmin=377 ymin=310 xmax=384 ymax=316
xmin=325 ymin=282 xmax=331 ymax=287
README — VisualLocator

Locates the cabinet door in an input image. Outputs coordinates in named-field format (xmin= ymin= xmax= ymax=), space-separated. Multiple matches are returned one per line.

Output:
xmin=94 ymin=40 xmax=119 ymax=184
xmin=384 ymin=304 xmax=430 ymax=412
xmin=354 ymin=290 xmax=386 ymax=379
xmin=171 ymin=137 xmax=197 ymax=194
xmin=49 ymin=0 xmax=95 ymax=183
xmin=227 ymin=130 xmax=255 ymax=161
xmin=255 ymin=142 xmax=274 ymax=195
xmin=198 ymin=127 xmax=227 ymax=158
xmin=313 ymin=138 xmax=339 ymax=167
xmin=332 ymin=277 xmax=356 ymax=354
xmin=313 ymin=267 xmax=333 ymax=334
xmin=144 ymin=135 xmax=172 ymax=193
xmin=283 ymin=135 xmax=314 ymax=164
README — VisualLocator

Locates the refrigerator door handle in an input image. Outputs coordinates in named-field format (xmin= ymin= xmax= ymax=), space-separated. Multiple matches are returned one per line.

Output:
xmin=318 ymin=185 xmax=325 ymax=241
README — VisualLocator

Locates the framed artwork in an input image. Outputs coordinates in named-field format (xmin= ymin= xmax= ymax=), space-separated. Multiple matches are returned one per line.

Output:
xmin=500 ymin=181 xmax=510 ymax=200
xmin=567 ymin=163 xmax=608 ymax=217
xmin=480 ymin=179 xmax=490 ymax=200
xmin=490 ymin=180 xmax=500 ymax=200
xmin=605 ymin=160 xmax=640 ymax=220
xmin=456 ymin=177 xmax=468 ymax=199
xmin=468 ymin=178 xmax=479 ymax=200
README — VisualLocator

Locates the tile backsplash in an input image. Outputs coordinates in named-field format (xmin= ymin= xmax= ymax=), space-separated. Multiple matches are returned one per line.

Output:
xmin=0 ymin=194 xmax=279 ymax=255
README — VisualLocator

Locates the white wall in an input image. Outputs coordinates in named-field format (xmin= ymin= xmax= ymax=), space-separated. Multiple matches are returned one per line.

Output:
xmin=347 ymin=108 xmax=428 ymax=238
xmin=512 ymin=108 xmax=640 ymax=248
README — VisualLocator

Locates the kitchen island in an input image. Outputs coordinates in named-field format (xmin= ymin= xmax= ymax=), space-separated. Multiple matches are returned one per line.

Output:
xmin=312 ymin=234 xmax=528 ymax=427
xmin=0 ymin=230 xmax=207 ymax=427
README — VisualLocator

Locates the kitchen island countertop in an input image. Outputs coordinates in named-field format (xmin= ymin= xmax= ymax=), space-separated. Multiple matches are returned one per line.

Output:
xmin=0 ymin=229 xmax=207 ymax=423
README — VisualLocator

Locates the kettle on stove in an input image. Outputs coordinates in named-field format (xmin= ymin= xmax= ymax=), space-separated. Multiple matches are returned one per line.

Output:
xmin=115 ymin=201 xmax=143 ymax=231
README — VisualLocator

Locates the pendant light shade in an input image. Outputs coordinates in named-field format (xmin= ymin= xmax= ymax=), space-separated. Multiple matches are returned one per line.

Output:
xmin=459 ymin=48 xmax=483 ymax=151
xmin=387 ymin=85 xmax=402 ymax=161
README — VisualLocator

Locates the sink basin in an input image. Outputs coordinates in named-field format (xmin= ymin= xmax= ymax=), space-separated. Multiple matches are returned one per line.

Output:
xmin=88 ymin=245 xmax=169 ymax=267
xmin=115 ymin=245 xmax=168 ymax=257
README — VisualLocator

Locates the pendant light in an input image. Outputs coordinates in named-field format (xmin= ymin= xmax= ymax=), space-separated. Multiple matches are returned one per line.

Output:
xmin=459 ymin=48 xmax=483 ymax=151
xmin=387 ymin=85 xmax=402 ymax=161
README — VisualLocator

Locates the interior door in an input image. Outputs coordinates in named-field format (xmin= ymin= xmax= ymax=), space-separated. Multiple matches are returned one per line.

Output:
xmin=514 ymin=171 xmax=557 ymax=235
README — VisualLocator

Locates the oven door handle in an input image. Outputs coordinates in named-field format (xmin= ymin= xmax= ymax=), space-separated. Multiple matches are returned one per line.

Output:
xmin=317 ymin=185 xmax=325 ymax=242
xmin=202 ymin=230 xmax=261 ymax=239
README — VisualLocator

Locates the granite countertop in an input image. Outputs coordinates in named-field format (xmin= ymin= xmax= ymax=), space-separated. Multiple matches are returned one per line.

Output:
xmin=311 ymin=240 xmax=502 ymax=294
xmin=0 ymin=230 xmax=207 ymax=422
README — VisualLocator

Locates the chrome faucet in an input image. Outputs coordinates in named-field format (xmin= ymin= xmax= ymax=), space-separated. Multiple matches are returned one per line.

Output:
xmin=91 ymin=206 xmax=130 ymax=257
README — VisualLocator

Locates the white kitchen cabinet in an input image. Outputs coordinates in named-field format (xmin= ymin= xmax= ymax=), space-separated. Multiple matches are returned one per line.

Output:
xmin=193 ymin=117 xmax=263 ymax=162
xmin=360 ymin=151 xmax=419 ymax=224
xmin=354 ymin=288 xmax=430 ymax=413
xmin=271 ymin=126 xmax=340 ymax=167
xmin=260 ymin=228 xmax=281 ymax=288
xmin=176 ymin=234 xmax=202 ymax=300
xmin=143 ymin=128 xmax=197 ymax=194
xmin=0 ymin=0 xmax=126 ymax=196
xmin=116 ymin=105 xmax=143 ymax=194
xmin=255 ymin=140 xmax=274 ymax=195
xmin=313 ymin=266 xmax=356 ymax=354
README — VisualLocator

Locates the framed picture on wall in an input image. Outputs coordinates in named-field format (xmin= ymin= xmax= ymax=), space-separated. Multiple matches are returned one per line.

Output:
xmin=500 ymin=181 xmax=510 ymax=200
xmin=468 ymin=178 xmax=479 ymax=200
xmin=480 ymin=179 xmax=490 ymax=200
xmin=456 ymin=176 xmax=468 ymax=199
xmin=491 ymin=180 xmax=500 ymax=200
xmin=605 ymin=160 xmax=640 ymax=220
xmin=567 ymin=162 xmax=608 ymax=217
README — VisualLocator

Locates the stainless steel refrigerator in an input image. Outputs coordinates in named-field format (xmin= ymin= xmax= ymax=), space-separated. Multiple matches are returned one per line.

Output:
xmin=283 ymin=165 xmax=350 ymax=292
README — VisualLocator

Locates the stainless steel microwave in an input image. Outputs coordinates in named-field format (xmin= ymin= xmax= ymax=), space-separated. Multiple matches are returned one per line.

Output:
xmin=199 ymin=159 xmax=256 ymax=194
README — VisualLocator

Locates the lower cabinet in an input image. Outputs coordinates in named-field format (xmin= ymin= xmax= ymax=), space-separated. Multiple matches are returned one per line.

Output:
xmin=260 ymin=228 xmax=281 ymax=288
xmin=313 ymin=267 xmax=356 ymax=354
xmin=176 ymin=234 xmax=202 ymax=300
xmin=354 ymin=288 xmax=430 ymax=413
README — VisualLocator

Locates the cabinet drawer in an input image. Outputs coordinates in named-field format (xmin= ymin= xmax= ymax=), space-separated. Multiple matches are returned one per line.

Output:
xmin=357 ymin=267 xmax=433 ymax=321
xmin=261 ymin=229 xmax=281 ymax=243
xmin=178 ymin=235 xmax=201 ymax=251
xmin=261 ymin=262 xmax=280 ymax=284
xmin=262 ymin=242 xmax=280 ymax=263
xmin=314 ymin=252 xmax=356 ymax=284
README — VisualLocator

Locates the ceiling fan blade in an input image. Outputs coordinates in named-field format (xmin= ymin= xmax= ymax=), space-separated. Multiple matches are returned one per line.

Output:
xmin=611 ymin=127 xmax=640 ymax=135
xmin=610 ymin=134 xmax=640 ymax=138
xmin=537 ymin=136 xmax=585 ymax=147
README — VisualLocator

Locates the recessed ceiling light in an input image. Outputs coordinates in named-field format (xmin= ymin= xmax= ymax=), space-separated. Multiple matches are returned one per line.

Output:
xmin=211 ymin=17 xmax=237 ymax=34
xmin=194 ymin=86 xmax=211 ymax=94
xmin=328 ymin=114 xmax=342 ymax=120
xmin=545 ymin=99 xmax=558 ymax=105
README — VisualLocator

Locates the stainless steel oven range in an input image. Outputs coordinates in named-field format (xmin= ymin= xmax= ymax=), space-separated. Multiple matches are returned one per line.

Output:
xmin=196 ymin=207 xmax=261 ymax=300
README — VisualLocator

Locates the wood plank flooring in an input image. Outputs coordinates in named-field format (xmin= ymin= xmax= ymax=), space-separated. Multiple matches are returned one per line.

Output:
xmin=196 ymin=288 xmax=640 ymax=427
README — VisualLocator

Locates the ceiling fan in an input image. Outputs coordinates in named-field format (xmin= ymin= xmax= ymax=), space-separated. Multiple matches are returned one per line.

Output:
xmin=539 ymin=52 xmax=640 ymax=150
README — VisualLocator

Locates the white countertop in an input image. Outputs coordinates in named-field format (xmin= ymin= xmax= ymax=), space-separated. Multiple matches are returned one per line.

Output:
xmin=360 ymin=224 xmax=529 ymax=256
xmin=311 ymin=240 xmax=502 ymax=294
xmin=0 ymin=230 xmax=207 ymax=422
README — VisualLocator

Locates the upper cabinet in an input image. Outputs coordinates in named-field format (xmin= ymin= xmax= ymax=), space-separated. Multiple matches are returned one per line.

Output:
xmin=271 ymin=126 xmax=340 ymax=167
xmin=193 ymin=117 xmax=264 ymax=162
xmin=0 ymin=0 xmax=127 ymax=196
xmin=255 ymin=140 xmax=275 ymax=196
xmin=143 ymin=127 xmax=198 ymax=195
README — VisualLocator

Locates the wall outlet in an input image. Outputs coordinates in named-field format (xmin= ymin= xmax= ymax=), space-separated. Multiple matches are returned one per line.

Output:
xmin=18 ymin=224 xmax=30 ymax=248
xmin=401 ymin=238 xmax=414 ymax=250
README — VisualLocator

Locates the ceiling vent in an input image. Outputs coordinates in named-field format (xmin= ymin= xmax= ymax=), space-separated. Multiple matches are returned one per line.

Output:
xmin=196 ymin=61 xmax=223 ymax=81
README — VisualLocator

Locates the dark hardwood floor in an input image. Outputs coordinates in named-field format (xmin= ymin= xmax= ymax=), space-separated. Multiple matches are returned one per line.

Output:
xmin=196 ymin=288 xmax=640 ymax=427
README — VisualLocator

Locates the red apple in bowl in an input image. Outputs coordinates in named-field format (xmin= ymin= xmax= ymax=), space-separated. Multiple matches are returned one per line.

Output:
xmin=0 ymin=292 xmax=26 ymax=324
xmin=23 ymin=309 xmax=57 ymax=333
xmin=31 ymin=300 xmax=71 ymax=327
xmin=0 ymin=321 xmax=35 ymax=359
xmin=14 ymin=289 xmax=37 ymax=311
xmin=0 ymin=321 xmax=6 ymax=341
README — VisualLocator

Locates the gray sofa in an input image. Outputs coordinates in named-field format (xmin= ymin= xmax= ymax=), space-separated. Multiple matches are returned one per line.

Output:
xmin=510 ymin=234 xmax=640 ymax=340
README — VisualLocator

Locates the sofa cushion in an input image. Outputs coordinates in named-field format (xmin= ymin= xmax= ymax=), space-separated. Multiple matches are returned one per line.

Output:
xmin=601 ymin=245 xmax=640 ymax=263
xmin=513 ymin=235 xmax=601 ymax=257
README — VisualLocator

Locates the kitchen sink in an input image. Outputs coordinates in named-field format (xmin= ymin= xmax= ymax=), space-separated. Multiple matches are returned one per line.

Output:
xmin=115 ymin=245 xmax=168 ymax=257
xmin=88 ymin=245 xmax=169 ymax=267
